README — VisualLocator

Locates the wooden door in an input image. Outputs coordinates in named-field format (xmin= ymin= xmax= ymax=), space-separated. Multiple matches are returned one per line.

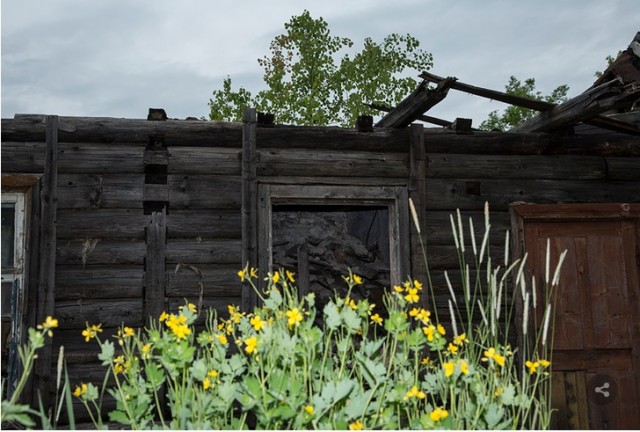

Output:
xmin=513 ymin=204 xmax=640 ymax=430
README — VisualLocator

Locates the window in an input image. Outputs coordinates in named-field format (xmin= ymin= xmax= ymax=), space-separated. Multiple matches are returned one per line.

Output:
xmin=1 ymin=192 xmax=26 ymax=387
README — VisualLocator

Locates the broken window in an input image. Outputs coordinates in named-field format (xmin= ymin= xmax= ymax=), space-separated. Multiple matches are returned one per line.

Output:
xmin=1 ymin=192 xmax=26 ymax=393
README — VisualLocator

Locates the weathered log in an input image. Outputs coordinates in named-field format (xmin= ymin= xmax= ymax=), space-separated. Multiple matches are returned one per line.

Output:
xmin=165 ymin=239 xmax=241 ymax=264
xmin=166 ymin=264 xmax=240 ymax=297
xmin=376 ymin=78 xmax=455 ymax=128
xmin=426 ymin=154 xmax=607 ymax=180
xmin=511 ymin=78 xmax=640 ymax=133
xmin=367 ymin=102 xmax=453 ymax=127
xmin=166 ymin=210 xmax=242 ymax=239
xmin=426 ymin=178 xmax=640 ymax=211
xmin=56 ymin=209 xmax=150 ymax=239
xmin=168 ymin=175 xmax=242 ymax=210
xmin=256 ymin=148 xmax=409 ymax=178
xmin=55 ymin=266 xmax=144 ymax=300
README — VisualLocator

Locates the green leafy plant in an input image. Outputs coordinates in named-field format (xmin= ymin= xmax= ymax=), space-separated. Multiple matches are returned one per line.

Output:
xmin=72 ymin=203 xmax=563 ymax=429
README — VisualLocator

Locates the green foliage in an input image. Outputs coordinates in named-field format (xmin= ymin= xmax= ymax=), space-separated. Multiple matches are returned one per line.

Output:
xmin=479 ymin=76 xmax=569 ymax=131
xmin=594 ymin=51 xmax=623 ymax=78
xmin=208 ymin=10 xmax=433 ymax=126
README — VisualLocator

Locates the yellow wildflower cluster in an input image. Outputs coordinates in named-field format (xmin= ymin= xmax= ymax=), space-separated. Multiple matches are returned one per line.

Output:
xmin=443 ymin=359 xmax=470 ymax=377
xmin=409 ymin=307 xmax=431 ymax=324
xmin=403 ymin=385 xmax=426 ymax=401
xmin=348 ymin=419 xmax=364 ymax=430
xmin=113 ymin=355 xmax=133 ymax=375
xmin=422 ymin=323 xmax=446 ymax=342
xmin=237 ymin=266 xmax=258 ymax=282
xmin=82 ymin=323 xmax=103 ymax=342
xmin=250 ymin=314 xmax=266 ymax=331
xmin=482 ymin=347 xmax=506 ymax=367
xmin=525 ymin=358 xmax=551 ymax=374
xmin=37 ymin=316 xmax=59 ymax=337
xmin=429 ymin=407 xmax=449 ymax=422
xmin=393 ymin=279 xmax=423 ymax=304
xmin=160 ymin=312 xmax=191 ymax=340
xmin=203 ymin=370 xmax=219 ymax=390
xmin=73 ymin=383 xmax=88 ymax=398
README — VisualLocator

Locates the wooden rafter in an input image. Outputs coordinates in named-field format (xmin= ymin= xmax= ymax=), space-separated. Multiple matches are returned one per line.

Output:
xmin=511 ymin=78 xmax=640 ymax=133
xmin=420 ymin=71 xmax=640 ymax=135
xmin=375 ymin=78 xmax=455 ymax=128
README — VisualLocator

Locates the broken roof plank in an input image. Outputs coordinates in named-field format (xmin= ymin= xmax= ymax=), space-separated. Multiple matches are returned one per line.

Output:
xmin=511 ymin=78 xmax=640 ymax=133
xmin=367 ymin=103 xmax=453 ymax=127
xmin=420 ymin=71 xmax=640 ymax=135
xmin=375 ymin=78 xmax=455 ymax=128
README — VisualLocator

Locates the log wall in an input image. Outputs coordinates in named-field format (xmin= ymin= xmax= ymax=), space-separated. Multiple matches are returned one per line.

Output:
xmin=2 ymin=114 xmax=639 ymax=417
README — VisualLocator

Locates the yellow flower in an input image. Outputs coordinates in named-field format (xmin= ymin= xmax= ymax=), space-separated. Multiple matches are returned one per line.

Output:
xmin=171 ymin=324 xmax=191 ymax=339
xmin=244 ymin=336 xmax=258 ymax=355
xmin=250 ymin=267 xmax=258 ymax=278
xmin=73 ymin=383 xmax=88 ymax=398
xmin=159 ymin=311 xmax=169 ymax=322
xmin=286 ymin=308 xmax=303 ymax=329
xmin=141 ymin=343 xmax=153 ymax=359
xmin=123 ymin=327 xmax=135 ymax=337
xmin=203 ymin=377 xmax=211 ymax=390
xmin=216 ymin=334 xmax=228 ymax=345
xmin=410 ymin=308 xmax=430 ymax=324
xmin=494 ymin=387 xmax=504 ymax=397
xmin=270 ymin=271 xmax=280 ymax=284
xmin=237 ymin=268 xmax=247 ymax=281
xmin=347 ymin=298 xmax=358 ymax=310
xmin=459 ymin=359 xmax=469 ymax=375
xmin=447 ymin=343 xmax=459 ymax=355
xmin=304 ymin=405 xmax=314 ymax=415
xmin=82 ymin=323 xmax=102 ymax=342
xmin=37 ymin=316 xmax=59 ymax=336
xmin=453 ymin=333 xmax=466 ymax=346
xmin=286 ymin=270 xmax=295 ymax=282
xmin=482 ymin=347 xmax=506 ymax=367
xmin=250 ymin=315 xmax=265 ymax=331
xmin=370 ymin=313 xmax=383 ymax=325
xmin=393 ymin=285 xmax=404 ymax=293
xmin=525 ymin=360 xmax=540 ymax=374
xmin=423 ymin=325 xmax=436 ymax=342
xmin=421 ymin=357 xmax=432 ymax=367
xmin=414 ymin=280 xmax=423 ymax=291
xmin=185 ymin=303 xmax=197 ymax=313
xmin=443 ymin=361 xmax=455 ymax=377
xmin=227 ymin=305 xmax=244 ymax=324
xmin=208 ymin=370 xmax=219 ymax=378
xmin=113 ymin=355 xmax=126 ymax=374
xmin=403 ymin=385 xmax=426 ymax=400
xmin=404 ymin=288 xmax=419 ymax=303
xmin=437 ymin=323 xmax=446 ymax=336
xmin=539 ymin=359 xmax=551 ymax=368
xmin=349 ymin=419 xmax=364 ymax=430
xmin=430 ymin=407 xmax=449 ymax=422
xmin=352 ymin=274 xmax=363 ymax=285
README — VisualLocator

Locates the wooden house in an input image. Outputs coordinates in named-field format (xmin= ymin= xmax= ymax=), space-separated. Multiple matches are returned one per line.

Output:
xmin=2 ymin=33 xmax=639 ymax=429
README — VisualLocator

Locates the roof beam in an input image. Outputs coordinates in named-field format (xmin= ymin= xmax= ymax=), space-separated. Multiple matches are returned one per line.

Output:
xmin=511 ymin=78 xmax=640 ymax=133
xmin=420 ymin=71 xmax=640 ymax=135
xmin=375 ymin=78 xmax=455 ymax=128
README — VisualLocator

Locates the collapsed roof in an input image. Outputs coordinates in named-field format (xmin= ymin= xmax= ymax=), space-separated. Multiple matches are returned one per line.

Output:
xmin=374 ymin=32 xmax=640 ymax=135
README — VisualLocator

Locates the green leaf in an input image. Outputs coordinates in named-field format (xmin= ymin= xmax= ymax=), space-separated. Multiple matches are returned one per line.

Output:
xmin=1 ymin=400 xmax=36 ymax=427
xmin=500 ymin=384 xmax=516 ymax=406
xmin=97 ymin=340 xmax=115 ymax=366
xmin=323 ymin=302 xmax=341 ymax=330
xmin=108 ymin=409 xmax=131 ymax=425
xmin=340 ymin=307 xmax=361 ymax=333
xmin=190 ymin=359 xmax=207 ymax=381
xmin=484 ymin=403 xmax=505 ymax=429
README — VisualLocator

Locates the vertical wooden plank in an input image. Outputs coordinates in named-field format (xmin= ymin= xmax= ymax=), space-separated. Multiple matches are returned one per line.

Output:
xmin=145 ymin=208 xmax=166 ymax=325
xmin=565 ymin=371 xmax=586 ymax=429
xmin=408 ymin=124 xmax=427 ymax=290
xmin=33 ymin=115 xmax=58 ymax=409
xmin=242 ymin=108 xmax=258 ymax=311
xmin=550 ymin=372 xmax=568 ymax=430
xmin=573 ymin=371 xmax=589 ymax=429
xmin=257 ymin=184 xmax=272 ymax=299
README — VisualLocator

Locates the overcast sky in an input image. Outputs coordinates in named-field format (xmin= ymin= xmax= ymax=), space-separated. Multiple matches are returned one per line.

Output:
xmin=2 ymin=1 xmax=638 ymax=126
